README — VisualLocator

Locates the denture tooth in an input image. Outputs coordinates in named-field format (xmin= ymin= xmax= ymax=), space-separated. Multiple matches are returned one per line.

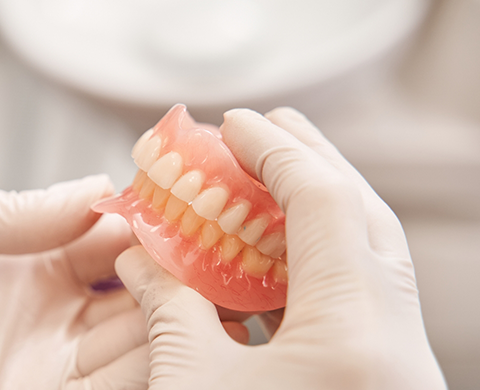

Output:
xmin=131 ymin=128 xmax=154 ymax=159
xmin=164 ymin=194 xmax=188 ymax=222
xmin=192 ymin=186 xmax=230 ymax=221
xmin=237 ymin=214 xmax=271 ymax=246
xmin=256 ymin=231 xmax=286 ymax=258
xmin=181 ymin=205 xmax=206 ymax=236
xmin=170 ymin=170 xmax=205 ymax=203
xmin=271 ymin=258 xmax=288 ymax=285
xmin=220 ymin=234 xmax=245 ymax=263
xmin=152 ymin=186 xmax=170 ymax=211
xmin=132 ymin=169 xmax=147 ymax=192
xmin=200 ymin=220 xmax=224 ymax=249
xmin=241 ymin=246 xmax=274 ymax=279
xmin=139 ymin=176 xmax=156 ymax=200
xmin=134 ymin=135 xmax=162 ymax=171
xmin=217 ymin=199 xmax=252 ymax=234
xmin=147 ymin=151 xmax=183 ymax=189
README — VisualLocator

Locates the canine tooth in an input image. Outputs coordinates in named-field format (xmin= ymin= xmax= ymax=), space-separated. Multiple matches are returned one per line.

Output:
xmin=220 ymin=234 xmax=245 ymax=263
xmin=241 ymin=246 xmax=274 ymax=279
xmin=134 ymin=135 xmax=162 ymax=171
xmin=152 ymin=186 xmax=170 ymax=211
xmin=181 ymin=205 xmax=205 ymax=236
xmin=131 ymin=128 xmax=154 ymax=159
xmin=271 ymin=259 xmax=288 ymax=285
xmin=170 ymin=170 xmax=205 ymax=203
xmin=200 ymin=220 xmax=224 ymax=249
xmin=237 ymin=214 xmax=270 ymax=246
xmin=217 ymin=199 xmax=251 ymax=234
xmin=256 ymin=231 xmax=286 ymax=258
xmin=164 ymin=194 xmax=188 ymax=222
xmin=139 ymin=177 xmax=156 ymax=200
xmin=132 ymin=170 xmax=147 ymax=192
xmin=148 ymin=151 xmax=183 ymax=189
xmin=192 ymin=186 xmax=229 ymax=220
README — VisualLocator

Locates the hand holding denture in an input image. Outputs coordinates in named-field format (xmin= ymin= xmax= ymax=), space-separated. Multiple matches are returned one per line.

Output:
xmin=0 ymin=176 xmax=149 ymax=389
xmin=115 ymin=107 xmax=447 ymax=389
xmin=94 ymin=104 xmax=287 ymax=312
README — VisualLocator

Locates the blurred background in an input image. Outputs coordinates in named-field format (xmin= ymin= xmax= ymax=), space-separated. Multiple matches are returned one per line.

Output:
xmin=0 ymin=0 xmax=478 ymax=388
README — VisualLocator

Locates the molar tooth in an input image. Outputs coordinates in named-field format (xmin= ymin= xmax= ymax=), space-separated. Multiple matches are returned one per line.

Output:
xmin=139 ymin=176 xmax=156 ymax=200
xmin=220 ymin=234 xmax=245 ymax=263
xmin=132 ymin=169 xmax=147 ymax=192
xmin=181 ymin=205 xmax=205 ymax=236
xmin=192 ymin=186 xmax=230 ymax=221
xmin=271 ymin=258 xmax=288 ymax=285
xmin=152 ymin=186 xmax=170 ymax=211
xmin=241 ymin=246 xmax=274 ymax=279
xmin=237 ymin=214 xmax=270 ymax=246
xmin=217 ymin=199 xmax=251 ymax=234
xmin=134 ymin=135 xmax=162 ymax=171
xmin=131 ymin=128 xmax=154 ymax=159
xmin=170 ymin=170 xmax=205 ymax=203
xmin=164 ymin=194 xmax=188 ymax=222
xmin=200 ymin=220 xmax=224 ymax=249
xmin=147 ymin=151 xmax=183 ymax=189
xmin=256 ymin=231 xmax=286 ymax=258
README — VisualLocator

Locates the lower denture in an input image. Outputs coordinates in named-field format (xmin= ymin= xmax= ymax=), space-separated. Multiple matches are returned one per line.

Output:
xmin=93 ymin=104 xmax=288 ymax=311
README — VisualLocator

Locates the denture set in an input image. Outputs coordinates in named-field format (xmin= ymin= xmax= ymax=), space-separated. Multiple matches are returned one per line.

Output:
xmin=93 ymin=105 xmax=287 ymax=311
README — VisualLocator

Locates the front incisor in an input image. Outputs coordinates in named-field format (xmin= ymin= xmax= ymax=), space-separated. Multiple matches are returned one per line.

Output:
xmin=170 ymin=170 xmax=205 ymax=203
xmin=148 ymin=151 xmax=184 ymax=189
xmin=242 ymin=246 xmax=274 ymax=279
xmin=192 ymin=186 xmax=230 ymax=221
xmin=217 ymin=199 xmax=251 ymax=234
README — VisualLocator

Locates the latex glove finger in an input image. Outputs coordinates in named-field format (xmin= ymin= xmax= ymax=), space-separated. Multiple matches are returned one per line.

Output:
xmin=81 ymin=289 xmax=138 ymax=329
xmin=64 ymin=213 xmax=132 ymax=286
xmin=116 ymin=246 xmax=248 ymax=385
xmin=116 ymin=246 xmax=231 ymax=331
xmin=77 ymin=308 xmax=148 ymax=376
xmin=0 ymin=175 xmax=113 ymax=254
xmin=221 ymin=109 xmax=368 ymax=273
xmin=65 ymin=344 xmax=150 ymax=390
xmin=265 ymin=107 xmax=408 ymax=256
xmin=221 ymin=109 xmax=389 ymax=339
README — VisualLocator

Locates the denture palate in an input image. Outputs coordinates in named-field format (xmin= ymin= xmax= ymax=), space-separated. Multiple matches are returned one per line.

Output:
xmin=130 ymin=131 xmax=287 ymax=283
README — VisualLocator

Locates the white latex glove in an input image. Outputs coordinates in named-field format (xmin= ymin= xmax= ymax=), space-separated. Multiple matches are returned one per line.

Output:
xmin=115 ymin=108 xmax=448 ymax=390
xmin=0 ymin=175 xmax=149 ymax=389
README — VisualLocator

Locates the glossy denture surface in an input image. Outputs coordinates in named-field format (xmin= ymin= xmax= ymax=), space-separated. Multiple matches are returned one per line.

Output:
xmin=94 ymin=105 xmax=287 ymax=311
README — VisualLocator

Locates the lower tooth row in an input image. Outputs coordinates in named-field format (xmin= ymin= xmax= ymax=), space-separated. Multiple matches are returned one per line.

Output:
xmin=134 ymin=170 xmax=287 ymax=283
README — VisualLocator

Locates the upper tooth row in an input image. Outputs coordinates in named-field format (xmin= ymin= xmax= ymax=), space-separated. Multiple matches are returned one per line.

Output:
xmin=131 ymin=132 xmax=286 ymax=258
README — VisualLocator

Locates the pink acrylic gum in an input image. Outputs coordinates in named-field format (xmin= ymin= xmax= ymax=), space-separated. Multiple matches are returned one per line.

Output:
xmin=93 ymin=104 xmax=287 ymax=311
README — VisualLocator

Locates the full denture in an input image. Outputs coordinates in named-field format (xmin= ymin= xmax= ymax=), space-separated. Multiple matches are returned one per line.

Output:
xmin=93 ymin=104 xmax=287 ymax=311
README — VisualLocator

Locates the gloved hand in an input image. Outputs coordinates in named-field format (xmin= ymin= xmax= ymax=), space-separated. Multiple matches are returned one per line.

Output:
xmin=0 ymin=175 xmax=149 ymax=390
xmin=116 ymin=108 xmax=448 ymax=390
